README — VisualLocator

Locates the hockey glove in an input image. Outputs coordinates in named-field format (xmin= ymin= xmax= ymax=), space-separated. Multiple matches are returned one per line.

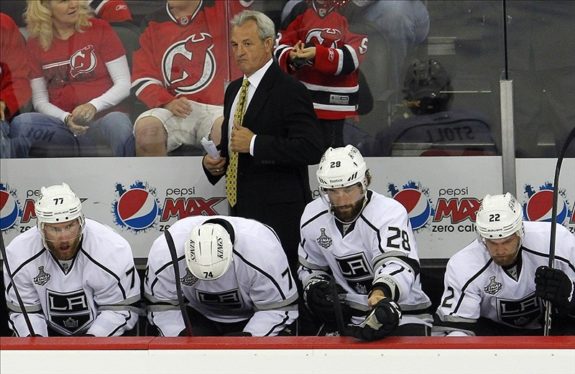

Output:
xmin=223 ymin=331 xmax=252 ymax=337
xmin=347 ymin=298 xmax=402 ymax=341
xmin=535 ymin=266 xmax=575 ymax=311
xmin=304 ymin=277 xmax=348 ymax=323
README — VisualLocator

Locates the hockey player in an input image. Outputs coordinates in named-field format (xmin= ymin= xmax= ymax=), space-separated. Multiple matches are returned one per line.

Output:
xmin=131 ymin=0 xmax=240 ymax=156
xmin=144 ymin=216 xmax=299 ymax=336
xmin=275 ymin=0 xmax=368 ymax=147
xmin=3 ymin=183 xmax=140 ymax=337
xmin=298 ymin=145 xmax=432 ymax=340
xmin=434 ymin=193 xmax=575 ymax=336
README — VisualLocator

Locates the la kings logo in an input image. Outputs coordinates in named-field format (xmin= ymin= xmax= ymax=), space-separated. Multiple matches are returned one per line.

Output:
xmin=47 ymin=289 xmax=92 ymax=334
xmin=496 ymin=293 xmax=542 ymax=328
xmin=34 ymin=266 xmax=51 ymax=286
xmin=163 ymin=33 xmax=216 ymax=95
xmin=335 ymin=253 xmax=372 ymax=295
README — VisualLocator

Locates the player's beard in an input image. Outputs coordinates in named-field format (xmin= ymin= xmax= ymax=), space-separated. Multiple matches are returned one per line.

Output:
xmin=47 ymin=234 xmax=82 ymax=261
xmin=332 ymin=197 xmax=365 ymax=223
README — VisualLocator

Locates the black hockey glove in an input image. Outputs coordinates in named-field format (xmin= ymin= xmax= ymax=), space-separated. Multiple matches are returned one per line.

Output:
xmin=535 ymin=266 xmax=575 ymax=311
xmin=347 ymin=298 xmax=402 ymax=341
xmin=223 ymin=331 xmax=252 ymax=337
xmin=304 ymin=277 xmax=348 ymax=323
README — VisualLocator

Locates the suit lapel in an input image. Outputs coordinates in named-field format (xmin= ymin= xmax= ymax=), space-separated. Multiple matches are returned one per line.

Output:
xmin=242 ymin=62 xmax=279 ymax=130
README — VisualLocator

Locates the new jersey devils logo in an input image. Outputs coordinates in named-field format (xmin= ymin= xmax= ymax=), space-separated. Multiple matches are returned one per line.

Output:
xmin=163 ymin=33 xmax=216 ymax=94
xmin=306 ymin=28 xmax=342 ymax=48
xmin=69 ymin=45 xmax=97 ymax=78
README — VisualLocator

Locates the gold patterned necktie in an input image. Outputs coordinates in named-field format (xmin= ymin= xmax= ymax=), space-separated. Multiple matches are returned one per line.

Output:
xmin=226 ymin=78 xmax=250 ymax=207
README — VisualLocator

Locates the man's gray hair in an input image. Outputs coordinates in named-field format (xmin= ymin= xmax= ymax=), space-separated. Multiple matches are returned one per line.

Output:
xmin=230 ymin=10 xmax=275 ymax=41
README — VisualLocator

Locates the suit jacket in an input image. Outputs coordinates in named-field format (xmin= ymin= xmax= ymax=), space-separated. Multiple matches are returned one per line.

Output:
xmin=204 ymin=61 xmax=324 ymax=267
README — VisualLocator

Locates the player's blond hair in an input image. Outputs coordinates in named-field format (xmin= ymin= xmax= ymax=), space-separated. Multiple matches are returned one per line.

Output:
xmin=25 ymin=0 xmax=93 ymax=51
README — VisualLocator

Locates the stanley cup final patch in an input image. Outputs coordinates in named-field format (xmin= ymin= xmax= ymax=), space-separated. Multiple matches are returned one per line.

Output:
xmin=34 ymin=266 xmax=51 ymax=286
xmin=317 ymin=228 xmax=333 ymax=249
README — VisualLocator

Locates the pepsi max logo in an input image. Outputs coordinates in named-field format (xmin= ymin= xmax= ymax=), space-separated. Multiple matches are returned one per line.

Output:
xmin=0 ymin=184 xmax=22 ymax=231
xmin=112 ymin=182 xmax=162 ymax=232
xmin=388 ymin=181 xmax=434 ymax=230
xmin=523 ymin=188 xmax=569 ymax=224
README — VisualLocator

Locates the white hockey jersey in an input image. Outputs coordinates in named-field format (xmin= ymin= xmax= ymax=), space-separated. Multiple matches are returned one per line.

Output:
xmin=144 ymin=216 xmax=299 ymax=337
xmin=3 ymin=219 xmax=141 ymax=337
xmin=298 ymin=190 xmax=432 ymax=326
xmin=434 ymin=221 xmax=575 ymax=335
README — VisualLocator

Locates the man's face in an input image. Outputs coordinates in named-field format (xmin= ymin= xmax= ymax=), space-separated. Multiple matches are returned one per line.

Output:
xmin=231 ymin=20 xmax=273 ymax=77
xmin=484 ymin=234 xmax=521 ymax=266
xmin=42 ymin=219 xmax=82 ymax=261
xmin=325 ymin=184 xmax=365 ymax=222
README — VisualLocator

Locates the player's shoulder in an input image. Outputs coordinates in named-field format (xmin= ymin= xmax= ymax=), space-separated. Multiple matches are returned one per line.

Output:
xmin=82 ymin=219 xmax=132 ymax=255
xmin=446 ymin=239 xmax=490 ymax=277
xmin=363 ymin=191 xmax=409 ymax=222
xmin=5 ymin=227 xmax=43 ymax=261
xmin=301 ymin=198 xmax=330 ymax=227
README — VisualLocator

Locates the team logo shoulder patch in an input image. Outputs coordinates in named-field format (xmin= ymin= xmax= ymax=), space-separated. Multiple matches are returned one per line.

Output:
xmin=33 ymin=266 xmax=51 ymax=286
xmin=484 ymin=276 xmax=502 ymax=295
xmin=316 ymin=228 xmax=332 ymax=249
xmin=181 ymin=268 xmax=199 ymax=287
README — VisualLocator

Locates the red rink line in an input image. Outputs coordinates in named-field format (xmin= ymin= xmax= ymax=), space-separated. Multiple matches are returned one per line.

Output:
xmin=1 ymin=336 xmax=574 ymax=351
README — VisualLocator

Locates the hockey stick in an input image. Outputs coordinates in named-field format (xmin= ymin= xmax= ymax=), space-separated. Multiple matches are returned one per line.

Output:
xmin=0 ymin=232 xmax=36 ymax=336
xmin=329 ymin=277 xmax=347 ymax=336
xmin=163 ymin=229 xmax=193 ymax=337
xmin=543 ymin=126 xmax=575 ymax=336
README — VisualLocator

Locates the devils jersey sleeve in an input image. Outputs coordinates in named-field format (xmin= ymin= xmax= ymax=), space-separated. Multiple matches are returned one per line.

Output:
xmin=434 ymin=222 xmax=575 ymax=336
xmin=131 ymin=2 xmax=232 ymax=109
xmin=275 ymin=5 xmax=368 ymax=119
xmin=0 ymin=13 xmax=31 ymax=120
xmin=3 ymin=219 xmax=140 ymax=337
xmin=298 ymin=191 xmax=431 ymax=322
xmin=145 ymin=216 xmax=298 ymax=337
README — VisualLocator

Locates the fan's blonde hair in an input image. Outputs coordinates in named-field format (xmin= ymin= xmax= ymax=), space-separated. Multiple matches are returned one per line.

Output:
xmin=25 ymin=0 xmax=93 ymax=51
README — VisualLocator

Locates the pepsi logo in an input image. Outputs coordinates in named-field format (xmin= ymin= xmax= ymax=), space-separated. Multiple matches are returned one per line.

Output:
xmin=524 ymin=189 xmax=568 ymax=224
xmin=0 ymin=188 xmax=20 ymax=231
xmin=393 ymin=188 xmax=433 ymax=230
xmin=0 ymin=184 xmax=22 ymax=231
xmin=113 ymin=183 xmax=162 ymax=232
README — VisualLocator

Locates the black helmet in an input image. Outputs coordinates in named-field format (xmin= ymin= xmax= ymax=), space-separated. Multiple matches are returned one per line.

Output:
xmin=403 ymin=59 xmax=453 ymax=114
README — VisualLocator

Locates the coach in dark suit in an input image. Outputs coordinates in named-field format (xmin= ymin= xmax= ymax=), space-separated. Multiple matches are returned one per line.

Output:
xmin=202 ymin=10 xmax=324 ymax=270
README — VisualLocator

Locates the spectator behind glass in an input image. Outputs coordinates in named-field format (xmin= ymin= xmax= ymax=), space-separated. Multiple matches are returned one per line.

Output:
xmin=298 ymin=145 xmax=432 ymax=338
xmin=144 ymin=216 xmax=298 ymax=336
xmin=275 ymin=0 xmax=368 ymax=148
xmin=3 ymin=183 xmax=141 ymax=337
xmin=202 ymin=10 xmax=323 ymax=271
xmin=131 ymin=0 xmax=246 ymax=156
xmin=10 ymin=0 xmax=135 ymax=158
xmin=0 ymin=13 xmax=32 ymax=158
xmin=434 ymin=193 xmax=575 ymax=336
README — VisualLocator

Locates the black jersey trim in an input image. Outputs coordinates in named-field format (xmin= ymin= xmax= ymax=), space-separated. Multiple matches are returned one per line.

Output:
xmin=6 ymin=248 xmax=47 ymax=295
xmin=301 ymin=209 xmax=330 ymax=229
xmin=452 ymin=258 xmax=493 ymax=314
xmin=80 ymin=248 xmax=127 ymax=299
xmin=233 ymin=250 xmax=287 ymax=300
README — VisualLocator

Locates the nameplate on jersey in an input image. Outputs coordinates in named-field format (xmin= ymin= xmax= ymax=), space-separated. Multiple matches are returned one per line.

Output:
xmin=197 ymin=289 xmax=242 ymax=309
xmin=47 ymin=289 xmax=92 ymax=334
xmin=329 ymin=94 xmax=350 ymax=105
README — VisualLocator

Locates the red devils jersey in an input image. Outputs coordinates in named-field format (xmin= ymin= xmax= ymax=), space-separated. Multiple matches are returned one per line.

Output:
xmin=27 ymin=18 xmax=125 ymax=113
xmin=132 ymin=1 xmax=239 ymax=109
xmin=276 ymin=5 xmax=368 ymax=120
